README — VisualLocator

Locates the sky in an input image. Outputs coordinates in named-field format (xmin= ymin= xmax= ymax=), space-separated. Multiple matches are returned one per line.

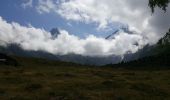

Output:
xmin=0 ymin=0 xmax=114 ymax=38
xmin=0 ymin=0 xmax=170 ymax=57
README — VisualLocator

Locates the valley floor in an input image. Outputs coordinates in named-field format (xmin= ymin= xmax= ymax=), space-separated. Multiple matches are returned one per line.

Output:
xmin=0 ymin=57 xmax=170 ymax=100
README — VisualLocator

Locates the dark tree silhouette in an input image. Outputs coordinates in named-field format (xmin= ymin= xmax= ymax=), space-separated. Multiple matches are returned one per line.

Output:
xmin=149 ymin=0 xmax=170 ymax=12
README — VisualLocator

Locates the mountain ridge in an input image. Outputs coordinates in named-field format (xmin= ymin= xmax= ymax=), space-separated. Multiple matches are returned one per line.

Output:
xmin=1 ymin=27 xmax=168 ymax=66
xmin=105 ymin=29 xmax=170 ymax=68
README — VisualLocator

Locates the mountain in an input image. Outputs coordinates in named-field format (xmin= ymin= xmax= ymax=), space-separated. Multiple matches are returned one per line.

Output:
xmin=122 ymin=44 xmax=155 ymax=62
xmin=105 ymin=27 xmax=135 ymax=40
xmin=50 ymin=28 xmax=60 ymax=39
xmin=105 ymin=30 xmax=119 ymax=39
xmin=0 ymin=53 xmax=18 ymax=66
xmin=106 ymin=29 xmax=170 ymax=68
xmin=105 ymin=27 xmax=154 ymax=62
xmin=158 ymin=29 xmax=170 ymax=45
xmin=57 ymin=54 xmax=122 ymax=66
xmin=0 ymin=27 xmax=154 ymax=66
xmin=155 ymin=29 xmax=170 ymax=55
xmin=1 ymin=27 xmax=166 ymax=66
xmin=0 ymin=27 xmax=122 ymax=66
xmin=0 ymin=44 xmax=59 ymax=61
xmin=0 ymin=44 xmax=122 ymax=66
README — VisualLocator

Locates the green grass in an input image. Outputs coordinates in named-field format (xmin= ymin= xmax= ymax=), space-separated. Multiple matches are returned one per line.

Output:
xmin=0 ymin=57 xmax=170 ymax=100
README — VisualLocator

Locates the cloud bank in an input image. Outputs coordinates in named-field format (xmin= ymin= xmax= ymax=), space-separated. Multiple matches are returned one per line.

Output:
xmin=0 ymin=17 xmax=147 ymax=56
xmin=34 ymin=0 xmax=170 ymax=44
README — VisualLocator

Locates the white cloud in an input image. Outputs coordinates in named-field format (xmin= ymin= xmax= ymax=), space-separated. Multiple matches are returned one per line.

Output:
xmin=36 ymin=0 xmax=57 ymax=14
xmin=0 ymin=16 xmax=147 ymax=56
xmin=30 ymin=0 xmax=170 ymax=44
xmin=22 ymin=0 xmax=33 ymax=8
xmin=56 ymin=0 xmax=153 ymax=40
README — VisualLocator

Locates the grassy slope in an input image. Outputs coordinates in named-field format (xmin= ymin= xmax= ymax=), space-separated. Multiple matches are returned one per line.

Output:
xmin=0 ymin=56 xmax=170 ymax=100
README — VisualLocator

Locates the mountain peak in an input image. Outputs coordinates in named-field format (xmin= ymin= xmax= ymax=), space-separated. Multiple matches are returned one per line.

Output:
xmin=105 ymin=30 xmax=119 ymax=40
xmin=50 ymin=28 xmax=60 ymax=39
xmin=105 ymin=27 xmax=135 ymax=40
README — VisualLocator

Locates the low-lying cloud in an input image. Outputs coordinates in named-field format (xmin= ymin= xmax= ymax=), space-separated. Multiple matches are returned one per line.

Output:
xmin=0 ymin=17 xmax=147 ymax=56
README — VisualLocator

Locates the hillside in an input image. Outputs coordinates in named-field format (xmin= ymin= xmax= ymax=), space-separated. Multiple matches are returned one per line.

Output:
xmin=0 ymin=44 xmax=122 ymax=66
xmin=106 ymin=29 xmax=170 ymax=69
xmin=0 ymin=55 xmax=170 ymax=100
xmin=0 ymin=53 xmax=18 ymax=66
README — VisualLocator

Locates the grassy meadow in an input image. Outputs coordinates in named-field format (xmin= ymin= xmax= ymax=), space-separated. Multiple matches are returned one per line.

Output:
xmin=0 ymin=57 xmax=170 ymax=100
